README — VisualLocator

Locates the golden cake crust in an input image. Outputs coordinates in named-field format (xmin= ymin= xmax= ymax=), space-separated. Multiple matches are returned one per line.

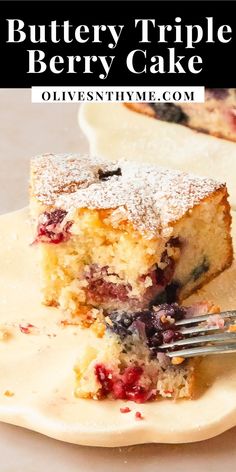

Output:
xmin=30 ymin=153 xmax=226 ymax=238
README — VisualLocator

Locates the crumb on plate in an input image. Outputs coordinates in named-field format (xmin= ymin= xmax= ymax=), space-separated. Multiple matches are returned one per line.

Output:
xmin=4 ymin=390 xmax=14 ymax=397
xmin=135 ymin=411 xmax=144 ymax=420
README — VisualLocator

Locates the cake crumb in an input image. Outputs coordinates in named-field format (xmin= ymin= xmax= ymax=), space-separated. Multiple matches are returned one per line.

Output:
xmin=120 ymin=407 xmax=131 ymax=414
xmin=4 ymin=390 xmax=14 ymax=397
xmin=0 ymin=328 xmax=11 ymax=341
xmin=206 ymin=314 xmax=225 ymax=329
xmin=135 ymin=411 xmax=144 ymax=420
xmin=19 ymin=323 xmax=35 ymax=334
xmin=228 ymin=325 xmax=236 ymax=333
xmin=92 ymin=319 xmax=106 ymax=338
xmin=60 ymin=320 xmax=80 ymax=327
xmin=171 ymin=356 xmax=185 ymax=365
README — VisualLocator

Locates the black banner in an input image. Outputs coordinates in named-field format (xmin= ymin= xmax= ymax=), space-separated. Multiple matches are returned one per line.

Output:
xmin=0 ymin=1 xmax=235 ymax=87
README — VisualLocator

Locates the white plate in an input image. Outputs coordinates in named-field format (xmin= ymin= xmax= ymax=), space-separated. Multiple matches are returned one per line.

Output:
xmin=0 ymin=208 xmax=236 ymax=446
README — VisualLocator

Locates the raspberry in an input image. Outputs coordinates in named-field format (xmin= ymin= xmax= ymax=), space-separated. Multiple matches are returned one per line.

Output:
xmin=35 ymin=209 xmax=72 ymax=244
xmin=94 ymin=364 xmax=113 ymax=396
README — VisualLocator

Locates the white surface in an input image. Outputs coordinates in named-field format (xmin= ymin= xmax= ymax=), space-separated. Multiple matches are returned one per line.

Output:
xmin=2 ymin=421 xmax=236 ymax=472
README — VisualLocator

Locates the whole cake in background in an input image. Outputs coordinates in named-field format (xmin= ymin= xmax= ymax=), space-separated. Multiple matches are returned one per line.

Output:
xmin=30 ymin=153 xmax=232 ymax=324
xmin=125 ymin=89 xmax=236 ymax=142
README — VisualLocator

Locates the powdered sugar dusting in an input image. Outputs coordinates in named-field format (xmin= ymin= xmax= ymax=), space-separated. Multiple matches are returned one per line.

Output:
xmin=31 ymin=153 xmax=225 ymax=236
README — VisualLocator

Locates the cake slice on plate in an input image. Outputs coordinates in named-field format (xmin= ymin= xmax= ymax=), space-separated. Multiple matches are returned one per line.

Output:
xmin=30 ymin=153 xmax=232 ymax=323
xmin=125 ymin=88 xmax=236 ymax=142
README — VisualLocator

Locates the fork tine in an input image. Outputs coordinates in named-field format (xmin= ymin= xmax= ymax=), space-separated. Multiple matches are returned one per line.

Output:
xmin=175 ymin=310 xmax=236 ymax=327
xmin=179 ymin=320 xmax=234 ymax=336
xmin=166 ymin=343 xmax=236 ymax=358
xmin=160 ymin=332 xmax=236 ymax=350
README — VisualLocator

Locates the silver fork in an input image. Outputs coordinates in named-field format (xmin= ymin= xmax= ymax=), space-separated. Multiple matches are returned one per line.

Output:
xmin=159 ymin=311 xmax=236 ymax=358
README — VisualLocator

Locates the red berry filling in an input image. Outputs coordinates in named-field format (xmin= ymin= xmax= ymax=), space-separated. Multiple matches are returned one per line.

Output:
xmin=85 ymin=265 xmax=132 ymax=304
xmin=34 ymin=209 xmax=72 ymax=244
xmin=95 ymin=364 xmax=154 ymax=403
xmin=85 ymin=256 xmax=176 ymax=308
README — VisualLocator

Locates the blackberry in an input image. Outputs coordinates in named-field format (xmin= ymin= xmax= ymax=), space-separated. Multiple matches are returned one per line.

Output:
xmin=154 ymin=303 xmax=186 ymax=321
xmin=134 ymin=310 xmax=155 ymax=331
xmin=107 ymin=303 xmax=186 ymax=354
xmin=162 ymin=329 xmax=176 ymax=343
xmin=149 ymin=331 xmax=163 ymax=348
xmin=150 ymin=103 xmax=188 ymax=124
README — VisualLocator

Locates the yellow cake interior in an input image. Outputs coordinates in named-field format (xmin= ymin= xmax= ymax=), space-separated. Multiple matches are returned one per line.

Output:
xmin=36 ymin=188 xmax=232 ymax=318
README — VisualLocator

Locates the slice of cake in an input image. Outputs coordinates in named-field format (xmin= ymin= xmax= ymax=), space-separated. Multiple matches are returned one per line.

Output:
xmin=125 ymin=88 xmax=236 ymax=142
xmin=30 ymin=153 xmax=232 ymax=322
xmin=74 ymin=302 xmax=219 ymax=401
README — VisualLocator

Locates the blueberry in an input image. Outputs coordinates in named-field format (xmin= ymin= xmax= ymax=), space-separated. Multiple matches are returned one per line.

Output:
xmin=149 ymin=282 xmax=180 ymax=306
xmin=107 ymin=311 xmax=135 ymax=338
xmin=165 ymin=282 xmax=180 ymax=303
xmin=107 ymin=303 xmax=186 ymax=356
xmin=150 ymin=290 xmax=168 ymax=305
xmin=122 ymin=316 xmax=133 ymax=327
xmin=191 ymin=257 xmax=209 ymax=282
xmin=149 ymin=103 xmax=188 ymax=124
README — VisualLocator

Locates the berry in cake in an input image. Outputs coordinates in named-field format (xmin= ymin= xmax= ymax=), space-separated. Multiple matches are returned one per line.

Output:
xmin=74 ymin=302 xmax=219 ymax=402
xmin=125 ymin=89 xmax=236 ymax=142
xmin=30 ymin=153 xmax=232 ymax=323
xmin=34 ymin=209 xmax=72 ymax=244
